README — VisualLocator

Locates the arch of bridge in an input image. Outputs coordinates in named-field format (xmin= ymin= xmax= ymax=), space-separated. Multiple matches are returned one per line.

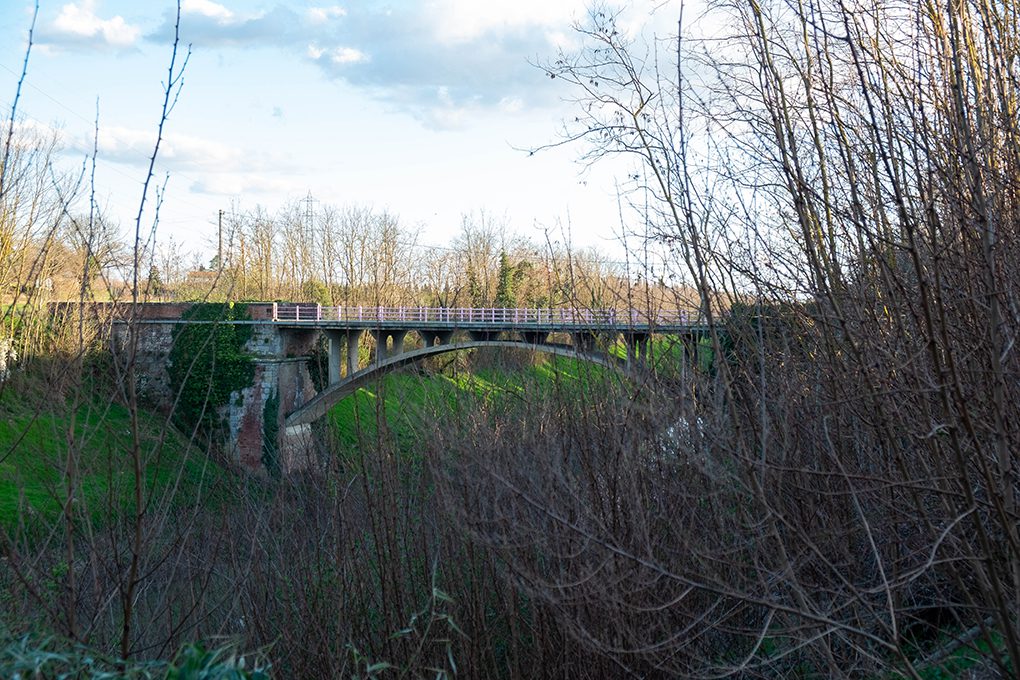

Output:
xmin=361 ymin=327 xmax=561 ymax=347
xmin=284 ymin=339 xmax=622 ymax=427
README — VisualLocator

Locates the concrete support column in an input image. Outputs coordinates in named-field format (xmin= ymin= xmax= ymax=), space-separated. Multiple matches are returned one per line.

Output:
xmin=346 ymin=330 xmax=363 ymax=375
xmin=390 ymin=330 xmax=408 ymax=356
xmin=681 ymin=335 xmax=696 ymax=368
xmin=369 ymin=329 xmax=410 ymax=362
xmin=625 ymin=334 xmax=636 ymax=367
xmin=370 ymin=330 xmax=388 ymax=362
xmin=325 ymin=330 xmax=343 ymax=384
xmin=624 ymin=332 xmax=650 ymax=368
xmin=421 ymin=329 xmax=454 ymax=346
xmin=572 ymin=331 xmax=598 ymax=353
xmin=521 ymin=331 xmax=549 ymax=345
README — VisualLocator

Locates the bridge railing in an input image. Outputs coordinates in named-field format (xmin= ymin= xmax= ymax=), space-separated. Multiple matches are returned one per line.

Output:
xmin=272 ymin=304 xmax=694 ymax=326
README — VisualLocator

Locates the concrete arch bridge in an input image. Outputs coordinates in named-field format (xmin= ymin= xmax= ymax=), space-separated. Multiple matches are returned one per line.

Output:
xmin=119 ymin=303 xmax=709 ymax=472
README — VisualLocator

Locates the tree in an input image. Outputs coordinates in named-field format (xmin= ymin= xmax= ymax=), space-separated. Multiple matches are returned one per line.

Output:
xmin=434 ymin=2 xmax=1020 ymax=675
xmin=493 ymin=250 xmax=516 ymax=308
xmin=147 ymin=265 xmax=163 ymax=297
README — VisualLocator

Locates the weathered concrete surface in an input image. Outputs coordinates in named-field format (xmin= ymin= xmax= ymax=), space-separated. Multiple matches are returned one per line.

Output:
xmin=221 ymin=326 xmax=319 ymax=472
xmin=274 ymin=357 xmax=317 ymax=471
xmin=281 ymin=423 xmax=315 ymax=472
xmin=230 ymin=363 xmax=267 ymax=469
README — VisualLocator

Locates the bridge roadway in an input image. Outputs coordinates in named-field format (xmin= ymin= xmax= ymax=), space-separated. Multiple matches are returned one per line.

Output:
xmin=263 ymin=304 xmax=706 ymax=382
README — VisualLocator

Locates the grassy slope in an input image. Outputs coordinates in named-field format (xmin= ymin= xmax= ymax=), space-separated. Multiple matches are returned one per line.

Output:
xmin=0 ymin=381 xmax=221 ymax=530
xmin=325 ymin=353 xmax=611 ymax=452
xmin=0 ymin=336 xmax=690 ymax=526
xmin=0 ymin=348 xmax=605 ymax=526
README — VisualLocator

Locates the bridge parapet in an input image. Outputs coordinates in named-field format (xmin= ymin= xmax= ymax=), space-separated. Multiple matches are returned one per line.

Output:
xmin=271 ymin=304 xmax=696 ymax=329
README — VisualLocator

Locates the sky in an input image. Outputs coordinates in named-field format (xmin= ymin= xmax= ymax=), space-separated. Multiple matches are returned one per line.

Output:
xmin=0 ymin=0 xmax=683 ymax=259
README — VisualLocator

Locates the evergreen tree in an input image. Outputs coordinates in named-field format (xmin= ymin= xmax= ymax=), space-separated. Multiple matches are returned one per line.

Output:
xmin=466 ymin=263 xmax=484 ymax=307
xmin=148 ymin=265 xmax=164 ymax=296
xmin=494 ymin=250 xmax=516 ymax=308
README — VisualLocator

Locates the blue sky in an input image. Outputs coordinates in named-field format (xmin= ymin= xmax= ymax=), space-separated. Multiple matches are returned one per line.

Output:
xmin=0 ymin=0 xmax=675 ymax=257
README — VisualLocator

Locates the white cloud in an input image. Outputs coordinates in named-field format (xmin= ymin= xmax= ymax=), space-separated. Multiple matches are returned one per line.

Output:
xmin=150 ymin=0 xmax=610 ymax=126
xmin=498 ymin=96 xmax=524 ymax=114
xmin=545 ymin=30 xmax=578 ymax=51
xmin=307 ymin=43 xmax=366 ymax=64
xmin=424 ymin=107 xmax=468 ymax=131
xmin=308 ymin=44 xmax=369 ymax=65
xmin=415 ymin=86 xmax=476 ymax=131
xmin=70 ymin=126 xmax=242 ymax=171
xmin=0 ymin=118 xmax=64 ymax=148
xmin=49 ymin=0 xmax=140 ymax=49
xmin=329 ymin=46 xmax=367 ymax=65
xmin=181 ymin=0 xmax=234 ymax=22
xmin=308 ymin=6 xmax=347 ymax=23
xmin=430 ymin=0 xmax=581 ymax=44
xmin=159 ymin=132 xmax=242 ymax=170
xmin=93 ymin=125 xmax=155 ymax=162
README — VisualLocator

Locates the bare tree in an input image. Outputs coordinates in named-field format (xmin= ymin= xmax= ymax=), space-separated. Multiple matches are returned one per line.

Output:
xmin=418 ymin=2 xmax=1020 ymax=676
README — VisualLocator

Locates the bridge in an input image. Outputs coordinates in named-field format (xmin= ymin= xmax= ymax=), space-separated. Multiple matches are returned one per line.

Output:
xmin=113 ymin=302 xmax=709 ymax=473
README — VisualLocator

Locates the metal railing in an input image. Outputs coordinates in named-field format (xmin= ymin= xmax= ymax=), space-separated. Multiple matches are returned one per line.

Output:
xmin=272 ymin=303 xmax=694 ymax=326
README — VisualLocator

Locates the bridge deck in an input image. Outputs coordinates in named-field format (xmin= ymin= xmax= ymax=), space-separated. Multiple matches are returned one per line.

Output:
xmin=273 ymin=320 xmax=709 ymax=333
xmin=120 ymin=304 xmax=710 ymax=334
xmin=125 ymin=319 xmax=711 ymax=335
xmin=272 ymin=303 xmax=696 ymax=326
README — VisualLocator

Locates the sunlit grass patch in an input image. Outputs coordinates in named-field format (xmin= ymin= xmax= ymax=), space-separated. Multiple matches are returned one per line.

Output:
xmin=0 ymin=390 xmax=224 ymax=531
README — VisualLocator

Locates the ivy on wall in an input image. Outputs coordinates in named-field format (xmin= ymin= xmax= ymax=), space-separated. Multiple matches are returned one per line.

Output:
xmin=168 ymin=303 xmax=254 ymax=432
xmin=261 ymin=390 xmax=280 ymax=476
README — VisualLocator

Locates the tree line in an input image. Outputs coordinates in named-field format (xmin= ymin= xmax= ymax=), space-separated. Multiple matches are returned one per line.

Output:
xmin=165 ymin=204 xmax=682 ymax=313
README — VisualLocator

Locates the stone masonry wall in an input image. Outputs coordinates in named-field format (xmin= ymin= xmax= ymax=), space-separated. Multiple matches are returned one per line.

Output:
xmin=116 ymin=319 xmax=320 ymax=473
xmin=112 ymin=323 xmax=176 ymax=411
xmin=227 ymin=362 xmax=277 ymax=469
xmin=225 ymin=325 xmax=319 ymax=472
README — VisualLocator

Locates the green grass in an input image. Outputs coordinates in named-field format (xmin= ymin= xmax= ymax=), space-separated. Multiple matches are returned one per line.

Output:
xmin=0 ymin=633 xmax=269 ymax=679
xmin=0 ymin=339 xmax=685 ymax=529
xmin=325 ymin=353 xmax=606 ymax=447
xmin=0 ymin=383 xmax=224 ymax=531
xmin=911 ymin=630 xmax=1012 ymax=679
